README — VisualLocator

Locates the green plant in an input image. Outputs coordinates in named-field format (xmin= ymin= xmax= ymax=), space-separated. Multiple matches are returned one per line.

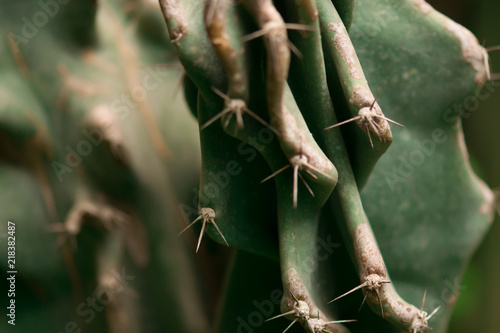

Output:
xmin=0 ymin=0 xmax=496 ymax=333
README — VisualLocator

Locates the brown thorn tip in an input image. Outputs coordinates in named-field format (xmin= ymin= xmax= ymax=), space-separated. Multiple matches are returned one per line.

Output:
xmin=421 ymin=288 xmax=428 ymax=311
xmin=325 ymin=116 xmax=360 ymax=130
xmin=370 ymin=82 xmax=385 ymax=110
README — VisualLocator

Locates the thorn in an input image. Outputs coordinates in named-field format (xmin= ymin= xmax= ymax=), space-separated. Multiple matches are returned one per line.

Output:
xmin=324 ymin=319 xmax=357 ymax=324
xmin=263 ymin=151 xmax=331 ymax=208
xmin=200 ymin=108 xmax=231 ymax=130
xmin=211 ymin=86 xmax=231 ymax=101
xmin=289 ymin=289 xmax=300 ymax=304
xmin=242 ymin=23 xmax=315 ymax=43
xmin=370 ymin=82 xmax=385 ymax=110
xmin=261 ymin=164 xmax=291 ymax=183
xmin=284 ymin=23 xmax=317 ymax=32
xmin=298 ymin=173 xmax=315 ymax=198
xmin=481 ymin=47 xmax=492 ymax=82
xmin=358 ymin=292 xmax=368 ymax=312
xmin=287 ymin=40 xmax=302 ymax=58
xmin=200 ymin=87 xmax=232 ymax=130
xmin=328 ymin=282 xmax=368 ymax=304
xmin=485 ymin=46 xmax=497 ymax=81
xmin=486 ymin=45 xmax=500 ymax=52
xmin=366 ymin=124 xmax=374 ymax=148
xmin=195 ymin=218 xmax=207 ymax=253
xmin=293 ymin=164 xmax=299 ymax=209
xmin=378 ymin=116 xmax=404 ymax=127
xmin=426 ymin=306 xmax=441 ymax=321
xmin=421 ymin=288 xmax=427 ymax=311
xmin=177 ymin=216 xmax=202 ymax=236
xmin=206 ymin=87 xmax=277 ymax=133
xmin=235 ymin=108 xmax=245 ymax=129
xmin=265 ymin=309 xmax=296 ymax=322
xmin=242 ymin=29 xmax=269 ymax=42
xmin=211 ymin=219 xmax=229 ymax=247
xmin=324 ymin=116 xmax=361 ymax=130
xmin=178 ymin=208 xmax=227 ymax=253
xmin=303 ymin=162 xmax=335 ymax=181
xmin=371 ymin=119 xmax=384 ymax=135
xmin=283 ymin=319 xmax=297 ymax=333
xmin=304 ymin=169 xmax=318 ymax=180
xmin=375 ymin=288 xmax=384 ymax=317
xmin=243 ymin=107 xmax=279 ymax=135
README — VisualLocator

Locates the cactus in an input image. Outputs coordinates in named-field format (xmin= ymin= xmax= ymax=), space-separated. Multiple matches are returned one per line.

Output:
xmin=0 ymin=0 xmax=496 ymax=333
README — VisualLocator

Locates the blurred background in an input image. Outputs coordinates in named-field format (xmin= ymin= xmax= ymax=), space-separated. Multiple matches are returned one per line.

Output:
xmin=428 ymin=0 xmax=500 ymax=332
